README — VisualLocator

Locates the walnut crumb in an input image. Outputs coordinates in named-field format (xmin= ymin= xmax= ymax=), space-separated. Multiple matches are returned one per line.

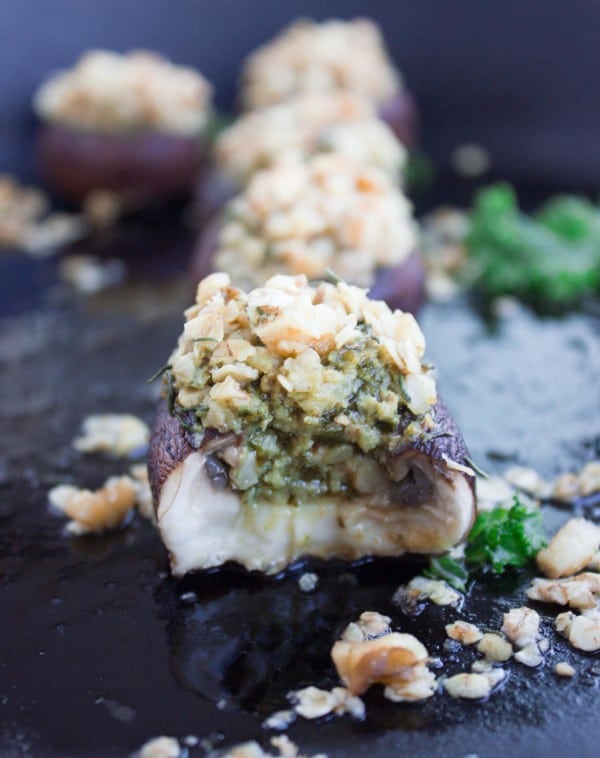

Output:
xmin=48 ymin=475 xmax=137 ymax=534
xmin=137 ymin=736 xmax=181 ymax=758
xmin=298 ymin=572 xmax=318 ymax=592
xmin=526 ymin=573 xmax=600 ymax=610
xmin=444 ymin=669 xmax=505 ymax=699
xmin=288 ymin=685 xmax=364 ymax=721
xmin=476 ymin=633 xmax=512 ymax=662
xmin=554 ymin=662 xmax=575 ymax=677
xmin=73 ymin=413 xmax=149 ymax=457
xmin=501 ymin=607 xmax=541 ymax=648
xmin=536 ymin=518 xmax=600 ymax=579
xmin=445 ymin=621 xmax=483 ymax=646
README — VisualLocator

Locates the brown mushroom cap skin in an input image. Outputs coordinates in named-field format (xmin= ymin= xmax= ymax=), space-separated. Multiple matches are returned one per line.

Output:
xmin=189 ymin=219 xmax=426 ymax=316
xmin=37 ymin=122 xmax=205 ymax=204
xmin=378 ymin=89 xmax=419 ymax=150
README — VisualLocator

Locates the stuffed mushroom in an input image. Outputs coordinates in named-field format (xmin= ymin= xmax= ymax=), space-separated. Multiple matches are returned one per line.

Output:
xmin=239 ymin=18 xmax=419 ymax=148
xmin=197 ymin=92 xmax=407 ymax=220
xmin=192 ymin=153 xmax=425 ymax=314
xmin=148 ymin=273 xmax=476 ymax=576
xmin=34 ymin=50 xmax=213 ymax=205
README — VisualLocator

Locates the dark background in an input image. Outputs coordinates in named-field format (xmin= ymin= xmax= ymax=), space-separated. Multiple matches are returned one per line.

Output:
xmin=1 ymin=0 xmax=600 ymax=190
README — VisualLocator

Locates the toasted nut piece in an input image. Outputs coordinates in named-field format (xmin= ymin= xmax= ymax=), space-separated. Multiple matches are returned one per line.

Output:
xmin=501 ymin=607 xmax=541 ymax=648
xmin=476 ymin=633 xmax=512 ymax=662
xmin=49 ymin=475 xmax=137 ymax=534
xmin=554 ymin=662 xmax=575 ymax=677
xmin=445 ymin=621 xmax=483 ymax=646
xmin=290 ymin=686 xmax=365 ymax=721
xmin=514 ymin=642 xmax=544 ymax=668
xmin=444 ymin=669 xmax=505 ymax=699
xmin=404 ymin=576 xmax=462 ymax=607
xmin=504 ymin=466 xmax=550 ymax=498
xmin=73 ymin=413 xmax=150 ymax=457
xmin=332 ymin=632 xmax=428 ymax=696
xmin=579 ymin=461 xmax=600 ymax=496
xmin=536 ymin=518 xmax=600 ymax=579
xmin=383 ymin=666 xmax=437 ymax=702
xmin=526 ymin=573 xmax=600 ymax=610
xmin=138 ymin=735 xmax=181 ymax=758
xmin=341 ymin=611 xmax=391 ymax=642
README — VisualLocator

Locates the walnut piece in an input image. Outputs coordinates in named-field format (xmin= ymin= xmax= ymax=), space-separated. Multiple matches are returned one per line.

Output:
xmin=73 ymin=413 xmax=150 ymax=457
xmin=445 ymin=620 xmax=483 ymax=646
xmin=536 ymin=518 xmax=600 ymax=578
xmin=444 ymin=669 xmax=505 ymax=699
xmin=476 ymin=633 xmax=512 ymax=662
xmin=526 ymin=573 xmax=600 ymax=610
xmin=137 ymin=736 xmax=181 ymax=758
xmin=555 ymin=608 xmax=600 ymax=653
xmin=49 ymin=475 xmax=137 ymax=534
xmin=501 ymin=607 xmax=541 ymax=648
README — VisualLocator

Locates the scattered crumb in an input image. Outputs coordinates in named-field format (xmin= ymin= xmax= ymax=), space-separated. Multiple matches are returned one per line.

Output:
xmin=504 ymin=466 xmax=550 ymax=499
xmin=289 ymin=686 xmax=365 ymax=721
xmin=444 ymin=669 xmax=505 ymax=699
xmin=527 ymin=573 xmax=600 ymax=609
xmin=475 ymin=475 xmax=515 ymax=512
xmin=383 ymin=666 xmax=437 ymax=704
xmin=551 ymin=461 xmax=600 ymax=501
xmin=555 ymin=608 xmax=600 ymax=652
xmin=58 ymin=254 xmax=126 ymax=294
xmin=394 ymin=576 xmax=462 ymax=609
xmin=579 ymin=461 xmax=600 ymax=496
xmin=470 ymin=659 xmax=494 ymax=674
xmin=331 ymin=630 xmax=434 ymax=701
xmin=514 ymin=642 xmax=544 ymax=668
xmin=48 ymin=475 xmax=137 ymax=534
xmin=340 ymin=611 xmax=391 ymax=642
xmin=445 ymin=621 xmax=483 ymax=646
xmin=554 ymin=662 xmax=575 ymax=678
xmin=137 ymin=735 xmax=181 ymax=758
xmin=476 ymin=633 xmax=512 ymax=662
xmin=450 ymin=143 xmax=491 ymax=178
xmin=0 ymin=173 xmax=87 ymax=254
xmin=501 ymin=607 xmax=541 ymax=648
xmin=298 ymin=572 xmax=318 ymax=592
xmin=73 ymin=413 xmax=150 ymax=457
xmin=551 ymin=473 xmax=581 ymax=502
xmin=536 ymin=518 xmax=600 ymax=578
xmin=262 ymin=710 xmax=296 ymax=731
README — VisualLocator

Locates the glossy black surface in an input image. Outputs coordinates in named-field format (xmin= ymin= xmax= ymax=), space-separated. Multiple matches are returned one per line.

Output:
xmin=0 ymin=212 xmax=599 ymax=757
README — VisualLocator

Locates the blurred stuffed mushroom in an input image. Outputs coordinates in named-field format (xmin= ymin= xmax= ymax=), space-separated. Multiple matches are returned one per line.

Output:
xmin=192 ymin=153 xmax=425 ymax=314
xmin=34 ymin=50 xmax=213 ymax=205
xmin=239 ymin=18 xmax=419 ymax=148
xmin=197 ymin=91 xmax=407 ymax=220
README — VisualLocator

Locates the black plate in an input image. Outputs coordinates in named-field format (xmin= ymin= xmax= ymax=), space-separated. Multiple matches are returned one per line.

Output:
xmin=1 ymin=210 xmax=599 ymax=758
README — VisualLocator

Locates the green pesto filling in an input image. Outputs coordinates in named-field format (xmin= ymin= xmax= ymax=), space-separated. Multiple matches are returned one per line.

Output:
xmin=168 ymin=325 xmax=432 ymax=506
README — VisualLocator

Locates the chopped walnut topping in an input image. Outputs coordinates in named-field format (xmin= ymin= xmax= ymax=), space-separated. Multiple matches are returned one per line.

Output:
xmin=383 ymin=666 xmax=437 ymax=703
xmin=395 ymin=576 xmax=462 ymax=609
xmin=536 ymin=518 xmax=600 ymax=579
xmin=526 ymin=573 xmax=600 ymax=610
xmin=341 ymin=611 xmax=391 ymax=643
xmin=554 ymin=662 xmax=575 ymax=677
xmin=262 ymin=710 xmax=296 ymax=731
xmin=514 ymin=642 xmax=544 ymax=668
xmin=476 ymin=633 xmax=512 ymax=663
xmin=445 ymin=621 xmax=483 ymax=646
xmin=551 ymin=461 xmax=600 ymax=501
xmin=555 ymin=608 xmax=600 ymax=653
xmin=59 ymin=255 xmax=126 ymax=294
xmin=501 ymin=607 xmax=541 ymax=648
xmin=579 ymin=461 xmax=600 ymax=496
xmin=215 ymin=92 xmax=405 ymax=185
xmin=444 ymin=669 xmax=506 ymax=699
xmin=240 ymin=18 xmax=401 ymax=110
xmin=331 ymin=630 xmax=433 ymax=701
xmin=73 ymin=413 xmax=150 ymax=457
xmin=289 ymin=686 xmax=364 ymax=721
xmin=137 ymin=735 xmax=181 ymax=758
xmin=0 ymin=174 xmax=86 ymax=253
xmin=34 ymin=49 xmax=213 ymax=136
xmin=213 ymin=155 xmax=417 ymax=291
xmin=48 ymin=475 xmax=137 ymax=534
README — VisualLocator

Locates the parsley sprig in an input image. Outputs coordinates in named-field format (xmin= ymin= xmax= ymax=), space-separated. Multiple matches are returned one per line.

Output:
xmin=425 ymin=496 xmax=547 ymax=591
